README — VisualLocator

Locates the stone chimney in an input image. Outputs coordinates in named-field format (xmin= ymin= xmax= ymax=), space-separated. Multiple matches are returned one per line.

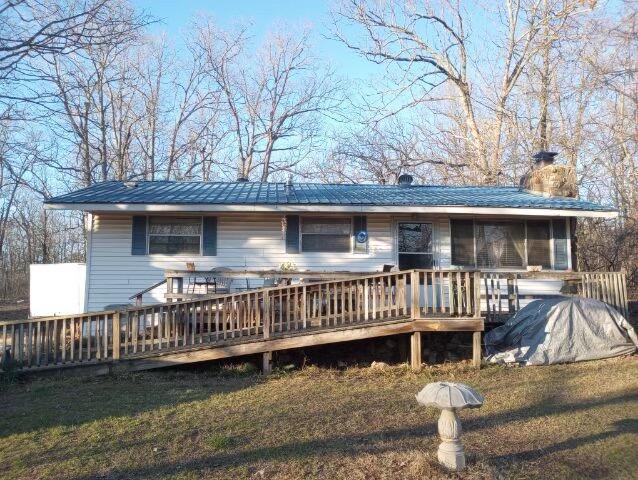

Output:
xmin=521 ymin=151 xmax=577 ymax=198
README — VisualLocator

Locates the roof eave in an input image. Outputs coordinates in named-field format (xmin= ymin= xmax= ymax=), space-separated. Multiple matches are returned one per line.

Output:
xmin=44 ymin=202 xmax=618 ymax=218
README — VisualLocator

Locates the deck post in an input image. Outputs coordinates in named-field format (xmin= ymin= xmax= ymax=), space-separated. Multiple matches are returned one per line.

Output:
xmin=263 ymin=290 xmax=271 ymax=339
xmin=410 ymin=331 xmax=422 ymax=371
xmin=112 ymin=311 xmax=121 ymax=360
xmin=262 ymin=351 xmax=273 ymax=375
xmin=473 ymin=271 xmax=482 ymax=318
xmin=166 ymin=277 xmax=173 ymax=303
xmin=472 ymin=331 xmax=481 ymax=368
xmin=301 ymin=286 xmax=307 ymax=329
xmin=410 ymin=270 xmax=419 ymax=319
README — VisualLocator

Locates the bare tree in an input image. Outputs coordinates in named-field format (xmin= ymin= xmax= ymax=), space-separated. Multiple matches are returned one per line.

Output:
xmin=331 ymin=0 xmax=591 ymax=183
xmin=194 ymin=20 xmax=342 ymax=180
xmin=132 ymin=36 xmax=167 ymax=180
xmin=0 ymin=0 xmax=150 ymax=107
xmin=320 ymin=116 xmax=468 ymax=184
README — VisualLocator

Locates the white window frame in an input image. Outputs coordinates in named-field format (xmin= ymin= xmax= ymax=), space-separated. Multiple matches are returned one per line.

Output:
xmin=147 ymin=215 xmax=203 ymax=256
xmin=566 ymin=218 xmax=573 ymax=270
xmin=299 ymin=216 xmax=353 ymax=253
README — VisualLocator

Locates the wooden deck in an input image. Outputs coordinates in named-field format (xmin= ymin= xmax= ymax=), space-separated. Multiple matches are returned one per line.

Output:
xmin=1 ymin=270 xmax=485 ymax=374
xmin=0 ymin=269 xmax=628 ymax=376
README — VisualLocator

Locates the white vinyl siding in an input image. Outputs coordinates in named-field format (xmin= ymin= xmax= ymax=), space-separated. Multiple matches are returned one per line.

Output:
xmin=84 ymin=212 xmax=568 ymax=312
xmin=86 ymin=213 xmax=395 ymax=311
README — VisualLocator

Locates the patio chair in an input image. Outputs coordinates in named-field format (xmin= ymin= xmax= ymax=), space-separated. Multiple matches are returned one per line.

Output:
xmin=186 ymin=268 xmax=233 ymax=295
xmin=212 ymin=276 xmax=232 ymax=294
xmin=188 ymin=276 xmax=215 ymax=294
xmin=262 ymin=278 xmax=279 ymax=288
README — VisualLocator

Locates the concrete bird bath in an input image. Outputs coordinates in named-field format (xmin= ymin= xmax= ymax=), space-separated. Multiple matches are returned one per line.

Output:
xmin=416 ymin=382 xmax=484 ymax=471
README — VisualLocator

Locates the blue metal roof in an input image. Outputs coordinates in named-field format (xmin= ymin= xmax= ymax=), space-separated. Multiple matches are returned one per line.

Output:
xmin=45 ymin=180 xmax=614 ymax=212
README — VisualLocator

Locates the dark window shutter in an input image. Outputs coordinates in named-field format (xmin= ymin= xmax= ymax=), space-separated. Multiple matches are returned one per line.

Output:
xmin=285 ymin=215 xmax=300 ymax=253
xmin=353 ymin=215 xmax=367 ymax=253
xmin=553 ymin=219 xmax=569 ymax=270
xmin=202 ymin=217 xmax=217 ymax=256
xmin=131 ymin=216 xmax=147 ymax=255
xmin=353 ymin=215 xmax=367 ymax=235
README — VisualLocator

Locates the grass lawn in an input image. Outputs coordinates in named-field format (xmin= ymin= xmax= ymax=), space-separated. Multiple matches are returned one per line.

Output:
xmin=0 ymin=357 xmax=636 ymax=480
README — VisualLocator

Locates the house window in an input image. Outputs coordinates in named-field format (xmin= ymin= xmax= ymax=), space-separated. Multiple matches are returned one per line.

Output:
xmin=301 ymin=217 xmax=351 ymax=252
xmin=398 ymin=222 xmax=433 ymax=269
xmin=476 ymin=221 xmax=525 ymax=268
xmin=526 ymin=220 xmax=552 ymax=268
xmin=451 ymin=218 xmax=565 ymax=270
xmin=148 ymin=216 xmax=201 ymax=254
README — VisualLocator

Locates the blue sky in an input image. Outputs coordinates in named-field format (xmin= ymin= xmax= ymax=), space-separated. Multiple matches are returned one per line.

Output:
xmin=132 ymin=0 xmax=379 ymax=82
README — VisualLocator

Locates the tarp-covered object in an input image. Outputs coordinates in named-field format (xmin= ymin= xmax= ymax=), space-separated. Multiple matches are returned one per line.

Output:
xmin=485 ymin=296 xmax=638 ymax=365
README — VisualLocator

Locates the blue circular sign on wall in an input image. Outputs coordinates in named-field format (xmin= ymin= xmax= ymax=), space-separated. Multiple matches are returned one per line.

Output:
xmin=356 ymin=231 xmax=368 ymax=243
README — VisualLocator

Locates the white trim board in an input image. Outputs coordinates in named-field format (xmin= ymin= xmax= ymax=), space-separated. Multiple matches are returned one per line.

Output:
xmin=45 ymin=202 xmax=618 ymax=218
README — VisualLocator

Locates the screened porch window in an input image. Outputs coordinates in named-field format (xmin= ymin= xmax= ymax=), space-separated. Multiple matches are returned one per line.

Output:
xmin=398 ymin=222 xmax=433 ymax=269
xmin=450 ymin=218 xmax=568 ymax=270
xmin=301 ymin=217 xmax=351 ymax=252
xmin=476 ymin=222 xmax=525 ymax=268
xmin=451 ymin=219 xmax=474 ymax=267
xmin=527 ymin=220 xmax=552 ymax=268
xmin=148 ymin=216 xmax=201 ymax=254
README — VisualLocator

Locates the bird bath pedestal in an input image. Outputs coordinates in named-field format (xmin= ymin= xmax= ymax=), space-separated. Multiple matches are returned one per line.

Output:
xmin=416 ymin=381 xmax=484 ymax=472
xmin=437 ymin=407 xmax=465 ymax=470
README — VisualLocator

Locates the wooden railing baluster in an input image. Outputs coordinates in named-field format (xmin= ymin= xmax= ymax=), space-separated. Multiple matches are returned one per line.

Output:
xmin=336 ymin=281 xmax=342 ymax=325
xmin=76 ymin=318 xmax=82 ymax=362
xmin=189 ymin=303 xmax=196 ymax=345
xmin=112 ymin=312 xmax=121 ymax=360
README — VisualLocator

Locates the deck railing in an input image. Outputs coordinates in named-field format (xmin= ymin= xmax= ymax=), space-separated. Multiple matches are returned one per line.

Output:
xmin=0 ymin=311 xmax=119 ymax=369
xmin=411 ymin=270 xmax=481 ymax=318
xmin=1 ymin=270 xmax=480 ymax=372
xmin=2 ymin=269 xmax=627 ymax=372
xmin=581 ymin=272 xmax=629 ymax=317
xmin=482 ymin=271 xmax=629 ymax=321
xmin=120 ymin=270 xmax=415 ymax=356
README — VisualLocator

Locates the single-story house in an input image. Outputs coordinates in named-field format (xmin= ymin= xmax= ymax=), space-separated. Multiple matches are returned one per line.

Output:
xmin=44 ymin=156 xmax=616 ymax=313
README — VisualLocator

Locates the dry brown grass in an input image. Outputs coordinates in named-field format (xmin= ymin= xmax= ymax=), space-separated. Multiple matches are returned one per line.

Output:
xmin=0 ymin=357 xmax=636 ymax=480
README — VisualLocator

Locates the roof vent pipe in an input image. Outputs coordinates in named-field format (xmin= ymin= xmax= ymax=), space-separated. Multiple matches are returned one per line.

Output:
xmin=397 ymin=173 xmax=414 ymax=187
xmin=285 ymin=174 xmax=293 ymax=195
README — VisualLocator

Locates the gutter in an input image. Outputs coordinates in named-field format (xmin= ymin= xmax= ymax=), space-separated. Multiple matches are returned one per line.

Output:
xmin=44 ymin=202 xmax=618 ymax=219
